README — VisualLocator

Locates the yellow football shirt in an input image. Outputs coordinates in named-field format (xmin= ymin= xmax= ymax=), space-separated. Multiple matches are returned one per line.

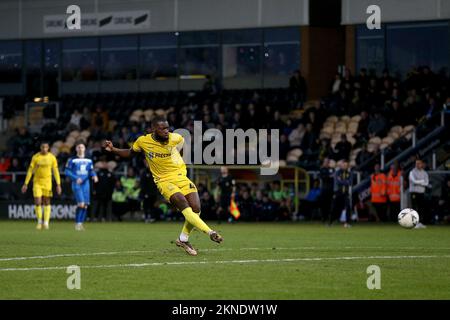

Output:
xmin=132 ymin=132 xmax=186 ymax=182
xmin=24 ymin=152 xmax=61 ymax=187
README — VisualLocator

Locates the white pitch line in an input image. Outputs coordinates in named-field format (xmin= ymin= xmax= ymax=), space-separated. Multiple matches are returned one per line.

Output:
xmin=1 ymin=246 xmax=450 ymax=262
xmin=1 ymin=255 xmax=450 ymax=272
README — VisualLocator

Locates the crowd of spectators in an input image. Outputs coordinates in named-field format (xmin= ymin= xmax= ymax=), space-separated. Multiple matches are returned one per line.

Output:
xmin=1 ymin=66 xmax=449 ymax=222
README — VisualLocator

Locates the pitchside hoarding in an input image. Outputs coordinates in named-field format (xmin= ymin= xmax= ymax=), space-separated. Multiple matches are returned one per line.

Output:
xmin=0 ymin=201 xmax=76 ymax=220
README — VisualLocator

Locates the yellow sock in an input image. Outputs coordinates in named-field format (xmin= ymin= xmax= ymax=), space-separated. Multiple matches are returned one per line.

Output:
xmin=181 ymin=211 xmax=200 ymax=236
xmin=35 ymin=205 xmax=42 ymax=223
xmin=181 ymin=208 xmax=211 ymax=234
xmin=43 ymin=205 xmax=51 ymax=224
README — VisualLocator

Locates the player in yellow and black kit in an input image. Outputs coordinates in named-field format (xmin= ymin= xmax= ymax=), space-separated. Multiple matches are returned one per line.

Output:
xmin=103 ymin=116 xmax=223 ymax=256
xmin=21 ymin=142 xmax=62 ymax=230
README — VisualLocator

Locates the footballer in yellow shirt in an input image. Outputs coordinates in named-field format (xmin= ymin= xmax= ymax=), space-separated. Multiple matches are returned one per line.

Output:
xmin=21 ymin=142 xmax=62 ymax=230
xmin=103 ymin=116 xmax=223 ymax=256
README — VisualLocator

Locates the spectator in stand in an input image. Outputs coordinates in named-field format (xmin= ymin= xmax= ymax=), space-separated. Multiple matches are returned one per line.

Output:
xmin=386 ymin=162 xmax=402 ymax=221
xmin=350 ymin=89 xmax=363 ymax=115
xmin=289 ymin=69 xmax=307 ymax=106
xmin=301 ymin=123 xmax=319 ymax=155
xmin=387 ymin=100 xmax=405 ymax=127
xmin=129 ymin=125 xmax=142 ymax=141
xmin=271 ymin=110 xmax=286 ymax=130
xmin=409 ymin=159 xmax=430 ymax=228
xmin=424 ymin=97 xmax=439 ymax=120
xmin=288 ymin=123 xmax=306 ymax=148
xmin=318 ymin=139 xmax=333 ymax=162
xmin=356 ymin=144 xmax=373 ymax=167
xmin=8 ymin=127 xmax=34 ymax=160
xmin=356 ymin=111 xmax=370 ymax=141
xmin=334 ymin=134 xmax=352 ymax=162
xmin=368 ymin=112 xmax=388 ymax=137
xmin=319 ymin=158 xmax=335 ymax=222
xmin=81 ymin=107 xmax=92 ymax=129
xmin=330 ymin=73 xmax=342 ymax=95
xmin=370 ymin=164 xmax=387 ymax=222
xmin=356 ymin=68 xmax=369 ymax=94
xmin=91 ymin=105 xmax=110 ymax=133
xmin=403 ymin=90 xmax=422 ymax=123
xmin=69 ymin=109 xmax=83 ymax=130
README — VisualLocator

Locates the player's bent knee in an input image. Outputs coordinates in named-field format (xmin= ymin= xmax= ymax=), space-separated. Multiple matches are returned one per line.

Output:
xmin=169 ymin=193 xmax=190 ymax=211
xmin=191 ymin=203 xmax=201 ymax=214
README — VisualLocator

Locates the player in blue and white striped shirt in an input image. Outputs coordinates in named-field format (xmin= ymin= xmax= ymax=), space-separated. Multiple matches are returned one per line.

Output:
xmin=65 ymin=142 xmax=98 ymax=230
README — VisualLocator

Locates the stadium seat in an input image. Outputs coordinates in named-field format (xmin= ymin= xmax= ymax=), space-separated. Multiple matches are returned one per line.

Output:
xmin=340 ymin=115 xmax=351 ymax=123
xmin=369 ymin=137 xmax=381 ymax=145
xmin=390 ymin=125 xmax=403 ymax=134
xmin=65 ymin=137 xmax=76 ymax=147
xmin=351 ymin=115 xmax=362 ymax=122
xmin=327 ymin=116 xmax=338 ymax=123
xmin=389 ymin=131 xmax=400 ymax=140
xmin=382 ymin=136 xmax=394 ymax=145
xmin=403 ymin=125 xmax=415 ymax=134
xmin=287 ymin=148 xmax=303 ymax=162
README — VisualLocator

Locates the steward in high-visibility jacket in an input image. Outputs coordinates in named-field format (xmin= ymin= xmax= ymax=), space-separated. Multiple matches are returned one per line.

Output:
xmin=386 ymin=164 xmax=402 ymax=221
xmin=370 ymin=164 xmax=387 ymax=221
xmin=371 ymin=172 xmax=387 ymax=203
xmin=387 ymin=168 xmax=402 ymax=203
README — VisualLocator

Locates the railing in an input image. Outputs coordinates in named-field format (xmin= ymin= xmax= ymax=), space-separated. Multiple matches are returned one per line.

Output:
xmin=356 ymin=110 xmax=446 ymax=174
xmin=353 ymin=111 xmax=448 ymax=197
xmin=399 ymin=170 xmax=450 ymax=210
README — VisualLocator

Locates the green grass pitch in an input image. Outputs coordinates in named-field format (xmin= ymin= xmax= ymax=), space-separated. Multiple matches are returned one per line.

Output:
xmin=0 ymin=220 xmax=449 ymax=299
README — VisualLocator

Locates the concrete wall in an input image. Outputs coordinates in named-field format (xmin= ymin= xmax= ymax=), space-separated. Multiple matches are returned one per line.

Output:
xmin=0 ymin=0 xmax=309 ymax=40
xmin=342 ymin=0 xmax=450 ymax=25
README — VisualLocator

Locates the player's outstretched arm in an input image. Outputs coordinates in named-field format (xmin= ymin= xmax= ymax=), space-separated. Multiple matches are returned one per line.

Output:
xmin=102 ymin=140 xmax=136 ymax=158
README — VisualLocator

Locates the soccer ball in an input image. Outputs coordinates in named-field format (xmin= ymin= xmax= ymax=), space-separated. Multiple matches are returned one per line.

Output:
xmin=398 ymin=208 xmax=419 ymax=229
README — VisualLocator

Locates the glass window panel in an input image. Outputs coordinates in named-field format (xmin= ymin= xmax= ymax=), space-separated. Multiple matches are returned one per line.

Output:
xmin=62 ymin=37 xmax=98 ymax=81
xmin=0 ymin=41 xmax=22 ymax=83
xmin=264 ymin=27 xmax=300 ymax=76
xmin=25 ymin=40 xmax=41 ymax=74
xmin=44 ymin=40 xmax=60 ymax=99
xmin=179 ymin=47 xmax=218 ymax=76
xmin=140 ymin=33 xmax=177 ymax=79
xmin=101 ymin=35 xmax=137 ymax=80
xmin=179 ymin=32 xmax=219 ymax=76
xmin=25 ymin=40 xmax=42 ymax=97
xmin=223 ymin=29 xmax=262 ymax=78
xmin=386 ymin=22 xmax=449 ymax=78
xmin=356 ymin=25 xmax=385 ymax=75
xmin=44 ymin=40 xmax=61 ymax=75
